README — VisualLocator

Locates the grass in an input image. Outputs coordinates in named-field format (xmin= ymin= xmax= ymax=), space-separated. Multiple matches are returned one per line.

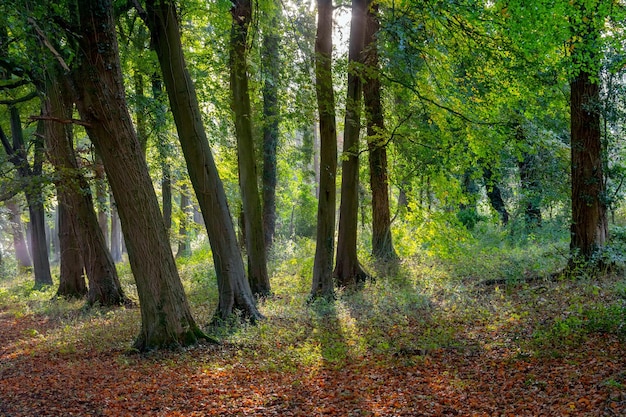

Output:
xmin=1 ymin=221 xmax=625 ymax=365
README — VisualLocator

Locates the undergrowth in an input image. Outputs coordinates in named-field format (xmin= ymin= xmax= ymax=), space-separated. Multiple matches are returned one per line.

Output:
xmin=0 ymin=219 xmax=625 ymax=368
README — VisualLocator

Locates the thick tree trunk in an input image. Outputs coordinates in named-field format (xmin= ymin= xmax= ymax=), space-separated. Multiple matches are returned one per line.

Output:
xmin=176 ymin=184 xmax=192 ymax=258
xmin=310 ymin=0 xmax=338 ymax=299
xmin=43 ymin=64 xmax=127 ymax=306
xmin=363 ymin=3 xmax=397 ymax=262
xmin=334 ymin=0 xmax=369 ymax=287
xmin=144 ymin=0 xmax=262 ymax=321
xmin=570 ymin=71 xmax=607 ymax=260
xmin=56 ymin=189 xmax=87 ymax=299
xmin=261 ymin=0 xmax=281 ymax=249
xmin=6 ymin=200 xmax=31 ymax=271
xmin=230 ymin=0 xmax=271 ymax=297
xmin=73 ymin=0 xmax=205 ymax=350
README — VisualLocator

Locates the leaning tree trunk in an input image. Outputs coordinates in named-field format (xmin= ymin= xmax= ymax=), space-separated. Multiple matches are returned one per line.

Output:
xmin=570 ymin=70 xmax=607 ymax=260
xmin=42 ymin=66 xmax=127 ymax=306
xmin=72 ymin=0 xmax=206 ymax=350
xmin=230 ymin=0 xmax=271 ymax=297
xmin=144 ymin=0 xmax=262 ymax=321
xmin=261 ymin=0 xmax=281 ymax=249
xmin=310 ymin=0 xmax=338 ymax=299
xmin=334 ymin=0 xmax=369 ymax=287
xmin=363 ymin=3 xmax=397 ymax=262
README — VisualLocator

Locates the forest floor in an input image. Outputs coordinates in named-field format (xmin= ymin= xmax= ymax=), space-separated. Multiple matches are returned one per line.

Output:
xmin=1 ymin=245 xmax=626 ymax=416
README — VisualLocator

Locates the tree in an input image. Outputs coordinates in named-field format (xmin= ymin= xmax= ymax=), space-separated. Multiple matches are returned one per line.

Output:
xmin=363 ymin=2 xmax=397 ymax=262
xmin=568 ymin=0 xmax=607 ymax=260
xmin=41 ymin=62 xmax=127 ymax=306
xmin=0 ymin=109 xmax=52 ymax=287
xmin=230 ymin=0 xmax=271 ymax=297
xmin=70 ymin=0 xmax=206 ymax=349
xmin=142 ymin=0 xmax=262 ymax=321
xmin=310 ymin=0 xmax=338 ymax=299
xmin=261 ymin=0 xmax=281 ymax=248
xmin=334 ymin=0 xmax=369 ymax=287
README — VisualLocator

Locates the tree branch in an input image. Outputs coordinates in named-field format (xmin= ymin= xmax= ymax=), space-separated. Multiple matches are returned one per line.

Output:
xmin=0 ymin=91 xmax=38 ymax=106
xmin=0 ymin=79 xmax=30 ymax=91
xmin=27 ymin=17 xmax=70 ymax=73
xmin=28 ymin=115 xmax=91 ymax=127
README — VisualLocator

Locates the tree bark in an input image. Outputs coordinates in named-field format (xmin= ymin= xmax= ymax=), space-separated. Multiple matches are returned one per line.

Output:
xmin=570 ymin=70 xmax=607 ymax=260
xmin=363 ymin=3 xmax=397 ymax=262
xmin=144 ymin=0 xmax=262 ymax=321
xmin=310 ymin=0 xmax=338 ymax=299
xmin=94 ymin=156 xmax=109 ymax=249
xmin=42 ymin=60 xmax=127 ymax=306
xmin=56 ymin=189 xmax=87 ymax=299
xmin=73 ymin=0 xmax=205 ymax=350
xmin=334 ymin=0 xmax=369 ymax=287
xmin=151 ymin=75 xmax=172 ymax=231
xmin=230 ymin=0 xmax=271 ymax=297
xmin=261 ymin=0 xmax=281 ymax=249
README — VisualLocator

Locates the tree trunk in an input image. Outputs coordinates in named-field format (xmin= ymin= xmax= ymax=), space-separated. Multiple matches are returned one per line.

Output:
xmin=72 ymin=0 xmax=205 ymax=350
xmin=230 ymin=0 xmax=271 ymax=297
xmin=42 ymin=63 xmax=127 ymax=306
xmin=310 ymin=0 xmax=338 ymax=299
xmin=110 ymin=193 xmax=123 ymax=262
xmin=570 ymin=70 xmax=607 ymax=260
xmin=6 ymin=200 xmax=31 ymax=271
xmin=482 ymin=167 xmax=509 ymax=226
xmin=94 ymin=156 xmax=109 ymax=249
xmin=363 ymin=3 xmax=397 ymax=262
xmin=334 ymin=0 xmax=369 ymax=287
xmin=151 ymin=75 xmax=172 ymax=231
xmin=176 ymin=184 xmax=192 ymax=258
xmin=144 ymin=0 xmax=262 ymax=321
xmin=56 ymin=189 xmax=87 ymax=299
xmin=514 ymin=125 xmax=541 ymax=228
xmin=3 ymin=107 xmax=52 ymax=287
xmin=261 ymin=0 xmax=281 ymax=249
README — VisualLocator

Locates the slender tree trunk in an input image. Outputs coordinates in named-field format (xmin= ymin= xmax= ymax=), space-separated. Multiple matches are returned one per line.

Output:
xmin=261 ymin=0 xmax=281 ymax=249
xmin=110 ymin=194 xmax=123 ymax=262
xmin=514 ymin=124 xmax=541 ymax=227
xmin=570 ymin=70 xmax=607 ymax=260
xmin=3 ymin=108 xmax=52 ymax=287
xmin=94 ymin=156 xmax=109 ymax=249
xmin=151 ymin=75 xmax=172 ymax=231
xmin=6 ymin=200 xmax=31 ymax=271
xmin=310 ymin=0 xmax=338 ymax=299
xmin=363 ymin=3 xmax=397 ymax=262
xmin=144 ymin=0 xmax=262 ymax=321
xmin=176 ymin=184 xmax=192 ymax=258
xmin=230 ymin=0 xmax=271 ymax=297
xmin=42 ymin=64 xmax=127 ymax=306
xmin=56 ymin=189 xmax=87 ymax=299
xmin=334 ymin=0 xmax=369 ymax=287
xmin=72 ymin=0 xmax=206 ymax=350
